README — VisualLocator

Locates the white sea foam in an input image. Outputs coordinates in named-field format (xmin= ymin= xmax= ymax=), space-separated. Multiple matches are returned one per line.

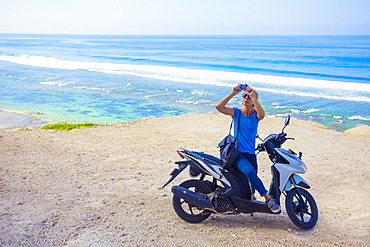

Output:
xmin=175 ymin=100 xmax=201 ymax=105
xmin=40 ymin=81 xmax=74 ymax=86
xmin=2 ymin=54 xmax=370 ymax=102
xmin=302 ymin=109 xmax=320 ymax=113
xmin=255 ymin=87 xmax=370 ymax=102
xmin=143 ymin=92 xmax=173 ymax=98
xmin=272 ymin=105 xmax=288 ymax=109
xmin=191 ymin=90 xmax=213 ymax=96
xmin=348 ymin=115 xmax=370 ymax=121
xmin=73 ymin=86 xmax=111 ymax=93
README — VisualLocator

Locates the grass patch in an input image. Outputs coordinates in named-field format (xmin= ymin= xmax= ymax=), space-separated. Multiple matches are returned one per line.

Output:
xmin=40 ymin=121 xmax=103 ymax=131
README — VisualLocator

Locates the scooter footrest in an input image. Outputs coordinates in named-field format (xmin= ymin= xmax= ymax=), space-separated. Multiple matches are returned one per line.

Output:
xmin=230 ymin=196 xmax=279 ymax=214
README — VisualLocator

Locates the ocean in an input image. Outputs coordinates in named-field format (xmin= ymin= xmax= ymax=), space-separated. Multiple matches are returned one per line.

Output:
xmin=1 ymin=34 xmax=369 ymax=131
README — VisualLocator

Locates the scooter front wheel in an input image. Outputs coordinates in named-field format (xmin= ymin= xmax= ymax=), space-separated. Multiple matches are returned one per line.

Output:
xmin=285 ymin=188 xmax=318 ymax=230
xmin=172 ymin=179 xmax=214 ymax=223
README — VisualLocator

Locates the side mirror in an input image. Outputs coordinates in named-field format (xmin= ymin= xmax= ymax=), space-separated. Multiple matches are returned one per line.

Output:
xmin=285 ymin=115 xmax=291 ymax=126
xmin=282 ymin=115 xmax=290 ymax=132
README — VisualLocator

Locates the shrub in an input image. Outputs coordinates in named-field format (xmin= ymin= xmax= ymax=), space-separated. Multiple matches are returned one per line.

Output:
xmin=40 ymin=121 xmax=102 ymax=131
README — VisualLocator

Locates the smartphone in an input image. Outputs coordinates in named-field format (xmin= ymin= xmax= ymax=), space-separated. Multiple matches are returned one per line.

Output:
xmin=240 ymin=84 xmax=248 ymax=90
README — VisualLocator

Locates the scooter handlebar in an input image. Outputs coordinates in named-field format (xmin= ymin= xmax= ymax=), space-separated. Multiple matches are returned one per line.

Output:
xmin=256 ymin=132 xmax=295 ymax=152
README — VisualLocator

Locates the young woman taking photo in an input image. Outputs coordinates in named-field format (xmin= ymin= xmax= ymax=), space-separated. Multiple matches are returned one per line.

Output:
xmin=215 ymin=84 xmax=280 ymax=213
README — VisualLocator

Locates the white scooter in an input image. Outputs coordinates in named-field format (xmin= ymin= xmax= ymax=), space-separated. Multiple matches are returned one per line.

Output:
xmin=163 ymin=115 xmax=318 ymax=230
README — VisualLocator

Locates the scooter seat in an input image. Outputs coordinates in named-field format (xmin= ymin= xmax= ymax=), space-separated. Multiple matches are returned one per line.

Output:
xmin=183 ymin=149 xmax=222 ymax=166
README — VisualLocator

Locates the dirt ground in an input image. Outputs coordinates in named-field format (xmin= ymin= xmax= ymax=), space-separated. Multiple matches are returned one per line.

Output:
xmin=1 ymin=113 xmax=369 ymax=246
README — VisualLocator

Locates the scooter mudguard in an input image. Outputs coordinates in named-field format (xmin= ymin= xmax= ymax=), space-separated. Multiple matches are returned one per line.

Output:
xmin=283 ymin=174 xmax=310 ymax=191
xmin=162 ymin=161 xmax=189 ymax=188
xmin=171 ymin=186 xmax=215 ymax=211
xmin=230 ymin=196 xmax=280 ymax=214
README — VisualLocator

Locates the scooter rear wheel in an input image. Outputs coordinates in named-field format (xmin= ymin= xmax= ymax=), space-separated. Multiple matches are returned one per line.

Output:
xmin=285 ymin=188 xmax=318 ymax=230
xmin=172 ymin=179 xmax=214 ymax=223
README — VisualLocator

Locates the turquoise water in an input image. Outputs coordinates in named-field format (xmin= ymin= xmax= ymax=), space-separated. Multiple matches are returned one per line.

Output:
xmin=1 ymin=34 xmax=370 ymax=131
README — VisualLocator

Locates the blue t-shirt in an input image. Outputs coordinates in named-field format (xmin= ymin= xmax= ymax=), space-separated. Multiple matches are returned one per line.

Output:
xmin=233 ymin=108 xmax=260 ymax=154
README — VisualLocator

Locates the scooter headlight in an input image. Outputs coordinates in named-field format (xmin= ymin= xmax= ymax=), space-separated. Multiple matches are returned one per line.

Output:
xmin=299 ymin=160 xmax=307 ymax=172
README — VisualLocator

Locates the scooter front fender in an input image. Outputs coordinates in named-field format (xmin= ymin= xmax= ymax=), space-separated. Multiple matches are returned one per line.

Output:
xmin=283 ymin=174 xmax=311 ymax=191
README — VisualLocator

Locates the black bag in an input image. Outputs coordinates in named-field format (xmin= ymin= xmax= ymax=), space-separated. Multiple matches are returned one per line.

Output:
xmin=218 ymin=115 xmax=240 ymax=169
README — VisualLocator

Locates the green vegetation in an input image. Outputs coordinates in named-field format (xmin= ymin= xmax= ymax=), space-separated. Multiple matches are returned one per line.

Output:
xmin=18 ymin=121 xmax=104 ymax=131
xmin=41 ymin=122 xmax=103 ymax=131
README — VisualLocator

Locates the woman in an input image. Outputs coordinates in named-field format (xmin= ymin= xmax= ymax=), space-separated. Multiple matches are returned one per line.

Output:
xmin=215 ymin=84 xmax=280 ymax=213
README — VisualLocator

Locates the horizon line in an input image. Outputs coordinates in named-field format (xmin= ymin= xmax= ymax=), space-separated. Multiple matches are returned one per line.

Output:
xmin=1 ymin=33 xmax=370 ymax=36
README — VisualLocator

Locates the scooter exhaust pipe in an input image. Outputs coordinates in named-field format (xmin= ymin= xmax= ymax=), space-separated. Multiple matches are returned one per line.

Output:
xmin=171 ymin=186 xmax=215 ymax=211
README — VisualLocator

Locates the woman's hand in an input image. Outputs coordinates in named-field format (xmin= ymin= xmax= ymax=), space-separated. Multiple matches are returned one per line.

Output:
xmin=245 ymin=86 xmax=265 ymax=120
xmin=245 ymin=86 xmax=258 ymax=101
xmin=232 ymin=84 xmax=243 ymax=95
xmin=215 ymin=84 xmax=244 ymax=116
xmin=232 ymin=83 xmax=251 ymax=95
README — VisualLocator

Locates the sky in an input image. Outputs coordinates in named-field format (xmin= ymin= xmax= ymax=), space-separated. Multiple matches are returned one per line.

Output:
xmin=0 ymin=0 xmax=369 ymax=35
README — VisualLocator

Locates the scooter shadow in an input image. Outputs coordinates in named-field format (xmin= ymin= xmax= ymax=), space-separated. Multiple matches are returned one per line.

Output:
xmin=200 ymin=212 xmax=299 ymax=231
